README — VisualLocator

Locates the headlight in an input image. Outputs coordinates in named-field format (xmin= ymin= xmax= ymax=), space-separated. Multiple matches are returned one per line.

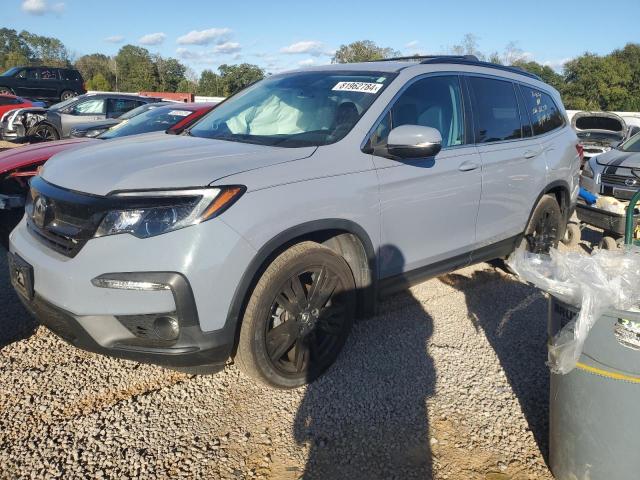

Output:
xmin=582 ymin=160 xmax=594 ymax=179
xmin=84 ymin=128 xmax=104 ymax=138
xmin=95 ymin=186 xmax=245 ymax=238
xmin=70 ymin=128 xmax=86 ymax=137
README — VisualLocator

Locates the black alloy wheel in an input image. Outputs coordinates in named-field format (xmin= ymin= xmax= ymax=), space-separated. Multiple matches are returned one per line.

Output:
xmin=523 ymin=194 xmax=563 ymax=254
xmin=236 ymin=242 xmax=356 ymax=388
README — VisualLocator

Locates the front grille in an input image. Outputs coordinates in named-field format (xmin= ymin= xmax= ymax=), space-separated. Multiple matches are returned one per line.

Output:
xmin=26 ymin=177 xmax=111 ymax=258
xmin=601 ymin=173 xmax=638 ymax=187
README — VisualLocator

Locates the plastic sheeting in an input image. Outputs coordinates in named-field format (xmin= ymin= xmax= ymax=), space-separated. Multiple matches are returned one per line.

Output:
xmin=508 ymin=246 xmax=640 ymax=374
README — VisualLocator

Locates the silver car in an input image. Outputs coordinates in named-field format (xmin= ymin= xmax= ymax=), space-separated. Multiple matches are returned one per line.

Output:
xmin=8 ymin=56 xmax=580 ymax=388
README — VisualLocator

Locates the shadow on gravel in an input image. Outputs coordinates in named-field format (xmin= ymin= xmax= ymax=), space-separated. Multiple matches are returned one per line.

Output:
xmin=0 ymin=246 xmax=37 ymax=349
xmin=440 ymin=268 xmax=550 ymax=463
xmin=294 ymin=248 xmax=434 ymax=479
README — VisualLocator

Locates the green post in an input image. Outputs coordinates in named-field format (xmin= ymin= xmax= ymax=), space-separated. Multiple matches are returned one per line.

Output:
xmin=624 ymin=189 xmax=640 ymax=245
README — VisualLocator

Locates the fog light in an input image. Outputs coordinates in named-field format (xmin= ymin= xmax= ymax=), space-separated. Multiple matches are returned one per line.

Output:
xmin=154 ymin=316 xmax=180 ymax=341
xmin=92 ymin=278 xmax=170 ymax=291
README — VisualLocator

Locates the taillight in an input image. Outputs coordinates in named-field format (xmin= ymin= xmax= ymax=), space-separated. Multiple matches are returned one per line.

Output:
xmin=576 ymin=144 xmax=584 ymax=162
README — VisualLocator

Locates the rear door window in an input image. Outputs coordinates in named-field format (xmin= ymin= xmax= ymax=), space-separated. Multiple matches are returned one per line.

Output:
xmin=515 ymin=85 xmax=533 ymax=138
xmin=108 ymin=98 xmax=144 ymax=117
xmin=16 ymin=68 xmax=37 ymax=80
xmin=38 ymin=68 xmax=59 ymax=81
xmin=469 ymin=77 xmax=522 ymax=143
xmin=521 ymin=86 xmax=564 ymax=135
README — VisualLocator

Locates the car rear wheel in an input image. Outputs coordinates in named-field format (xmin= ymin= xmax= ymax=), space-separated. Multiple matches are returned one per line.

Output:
xmin=235 ymin=241 xmax=356 ymax=388
xmin=0 ymin=87 xmax=13 ymax=95
xmin=27 ymin=124 xmax=59 ymax=142
xmin=60 ymin=90 xmax=76 ymax=101
xmin=522 ymin=194 xmax=563 ymax=254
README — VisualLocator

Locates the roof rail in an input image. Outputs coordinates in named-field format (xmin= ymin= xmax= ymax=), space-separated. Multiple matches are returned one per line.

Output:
xmin=419 ymin=57 xmax=542 ymax=81
xmin=371 ymin=55 xmax=480 ymax=63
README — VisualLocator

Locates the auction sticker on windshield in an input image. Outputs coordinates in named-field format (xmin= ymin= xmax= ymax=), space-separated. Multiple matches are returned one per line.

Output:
xmin=332 ymin=82 xmax=383 ymax=94
xmin=168 ymin=110 xmax=191 ymax=117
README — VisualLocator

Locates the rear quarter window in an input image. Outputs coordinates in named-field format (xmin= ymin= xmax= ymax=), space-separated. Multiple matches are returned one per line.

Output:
xmin=468 ymin=76 xmax=522 ymax=143
xmin=521 ymin=86 xmax=564 ymax=136
xmin=61 ymin=70 xmax=82 ymax=82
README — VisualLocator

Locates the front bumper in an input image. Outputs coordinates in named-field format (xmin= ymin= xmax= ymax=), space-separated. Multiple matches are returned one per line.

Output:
xmin=9 ymin=212 xmax=257 ymax=370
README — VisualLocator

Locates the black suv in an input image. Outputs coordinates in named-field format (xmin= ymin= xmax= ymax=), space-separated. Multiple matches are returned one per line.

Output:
xmin=0 ymin=66 xmax=86 ymax=102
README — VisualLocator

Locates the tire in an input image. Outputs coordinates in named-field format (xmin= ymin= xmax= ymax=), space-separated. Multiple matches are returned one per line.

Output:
xmin=27 ymin=123 xmax=59 ymax=142
xmin=60 ymin=90 xmax=76 ymax=101
xmin=235 ymin=241 xmax=356 ymax=388
xmin=522 ymin=194 xmax=563 ymax=254
xmin=0 ymin=87 xmax=13 ymax=95
xmin=598 ymin=236 xmax=618 ymax=250
xmin=561 ymin=222 xmax=581 ymax=247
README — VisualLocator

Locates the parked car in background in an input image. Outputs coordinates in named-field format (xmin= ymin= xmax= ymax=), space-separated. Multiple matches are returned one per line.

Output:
xmin=0 ymin=102 xmax=216 ymax=245
xmin=581 ymin=130 xmax=640 ymax=200
xmin=7 ymin=56 xmax=580 ymax=388
xmin=0 ymin=94 xmax=46 ymax=118
xmin=69 ymin=101 xmax=172 ymax=138
xmin=0 ymin=93 xmax=161 ymax=142
xmin=571 ymin=111 xmax=635 ymax=165
xmin=0 ymin=66 xmax=85 ymax=102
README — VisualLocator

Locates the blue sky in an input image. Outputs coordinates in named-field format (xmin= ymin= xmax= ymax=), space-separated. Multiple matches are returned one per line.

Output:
xmin=5 ymin=0 xmax=640 ymax=74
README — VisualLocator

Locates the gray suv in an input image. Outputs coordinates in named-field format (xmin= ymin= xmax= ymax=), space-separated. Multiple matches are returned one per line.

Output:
xmin=8 ymin=56 xmax=580 ymax=388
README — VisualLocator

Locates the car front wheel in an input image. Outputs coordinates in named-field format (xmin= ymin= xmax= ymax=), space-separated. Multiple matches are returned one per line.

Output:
xmin=27 ymin=124 xmax=59 ymax=142
xmin=235 ymin=241 xmax=356 ymax=388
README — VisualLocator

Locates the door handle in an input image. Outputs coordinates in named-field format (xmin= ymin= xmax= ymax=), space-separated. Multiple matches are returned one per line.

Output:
xmin=524 ymin=150 xmax=540 ymax=159
xmin=459 ymin=161 xmax=479 ymax=172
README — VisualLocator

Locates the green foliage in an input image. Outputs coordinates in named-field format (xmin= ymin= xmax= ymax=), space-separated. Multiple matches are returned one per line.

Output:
xmin=197 ymin=69 xmax=222 ymax=96
xmin=332 ymin=40 xmax=401 ymax=63
xmin=114 ymin=45 xmax=159 ymax=92
xmin=512 ymin=61 xmax=565 ymax=91
xmin=218 ymin=63 xmax=265 ymax=96
xmin=86 ymin=73 xmax=111 ymax=91
xmin=176 ymin=78 xmax=197 ymax=94
xmin=156 ymin=57 xmax=187 ymax=92
xmin=0 ymin=28 xmax=70 ymax=69
xmin=75 ymin=54 xmax=114 ymax=89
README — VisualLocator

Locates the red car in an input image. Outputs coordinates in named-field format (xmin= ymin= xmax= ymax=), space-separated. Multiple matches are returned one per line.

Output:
xmin=0 ymin=94 xmax=45 ymax=118
xmin=0 ymin=102 xmax=216 ymax=245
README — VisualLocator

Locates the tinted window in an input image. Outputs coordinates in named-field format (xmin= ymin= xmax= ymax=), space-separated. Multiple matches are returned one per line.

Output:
xmin=100 ymin=107 xmax=195 ymax=139
xmin=521 ymin=86 xmax=564 ymax=135
xmin=61 ymin=69 xmax=81 ymax=82
xmin=108 ymin=98 xmax=144 ymax=117
xmin=371 ymin=75 xmax=465 ymax=151
xmin=515 ymin=85 xmax=533 ymax=138
xmin=71 ymin=98 xmax=105 ymax=115
xmin=39 ymin=68 xmax=58 ymax=81
xmin=16 ymin=69 xmax=37 ymax=80
xmin=469 ymin=77 xmax=521 ymax=143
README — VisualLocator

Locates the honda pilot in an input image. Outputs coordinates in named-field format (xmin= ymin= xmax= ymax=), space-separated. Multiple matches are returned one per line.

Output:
xmin=8 ymin=56 xmax=580 ymax=388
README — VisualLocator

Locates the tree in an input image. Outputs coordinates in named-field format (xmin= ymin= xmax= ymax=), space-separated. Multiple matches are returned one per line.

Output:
xmin=218 ymin=63 xmax=265 ymax=96
xmin=176 ymin=78 xmax=197 ymax=94
xmin=86 ymin=73 xmax=111 ymax=91
xmin=332 ymin=40 xmax=401 ymax=63
xmin=18 ymin=30 xmax=70 ymax=67
xmin=450 ymin=34 xmax=485 ymax=60
xmin=155 ymin=56 xmax=187 ymax=92
xmin=512 ymin=60 xmax=565 ymax=92
xmin=197 ymin=69 xmax=222 ymax=96
xmin=114 ymin=45 xmax=159 ymax=92
xmin=75 ymin=53 xmax=114 ymax=90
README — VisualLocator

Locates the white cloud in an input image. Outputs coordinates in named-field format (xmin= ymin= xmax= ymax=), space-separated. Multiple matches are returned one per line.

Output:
xmin=104 ymin=35 xmax=124 ymax=44
xmin=543 ymin=57 xmax=572 ymax=72
xmin=138 ymin=32 xmax=166 ymax=46
xmin=280 ymin=41 xmax=327 ymax=57
xmin=405 ymin=40 xmax=419 ymax=49
xmin=22 ymin=0 xmax=64 ymax=15
xmin=214 ymin=42 xmax=241 ymax=54
xmin=177 ymin=28 xmax=232 ymax=46
xmin=298 ymin=59 xmax=315 ymax=66
xmin=176 ymin=48 xmax=206 ymax=60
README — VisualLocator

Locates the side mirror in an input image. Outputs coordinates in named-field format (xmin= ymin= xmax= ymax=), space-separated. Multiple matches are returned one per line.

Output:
xmin=387 ymin=125 xmax=442 ymax=159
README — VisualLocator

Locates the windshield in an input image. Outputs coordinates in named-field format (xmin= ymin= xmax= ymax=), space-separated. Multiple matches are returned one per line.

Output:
xmin=620 ymin=132 xmax=640 ymax=152
xmin=99 ymin=106 xmax=195 ymax=139
xmin=189 ymin=71 xmax=393 ymax=147
xmin=118 ymin=102 xmax=168 ymax=121
xmin=1 ymin=67 xmax=20 ymax=77
xmin=48 ymin=96 xmax=81 ymax=111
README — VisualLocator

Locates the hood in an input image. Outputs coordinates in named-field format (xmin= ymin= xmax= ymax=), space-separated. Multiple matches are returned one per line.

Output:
xmin=596 ymin=148 xmax=640 ymax=169
xmin=572 ymin=111 xmax=627 ymax=145
xmin=0 ymin=138 xmax=96 ymax=175
xmin=41 ymin=132 xmax=316 ymax=196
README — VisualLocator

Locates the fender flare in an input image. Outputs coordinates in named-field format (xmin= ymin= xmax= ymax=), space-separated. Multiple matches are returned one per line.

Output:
xmin=222 ymin=218 xmax=377 ymax=353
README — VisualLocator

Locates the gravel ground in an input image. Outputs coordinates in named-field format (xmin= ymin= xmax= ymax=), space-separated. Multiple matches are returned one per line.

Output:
xmin=0 ymin=230 xmax=599 ymax=479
